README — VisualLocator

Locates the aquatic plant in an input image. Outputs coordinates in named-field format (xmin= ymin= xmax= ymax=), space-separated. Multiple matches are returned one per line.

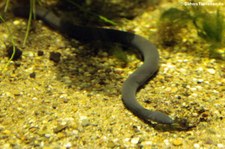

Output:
xmin=23 ymin=0 xmax=36 ymax=46
xmin=193 ymin=8 xmax=224 ymax=59
xmin=159 ymin=6 xmax=225 ymax=59
xmin=158 ymin=8 xmax=192 ymax=47
xmin=0 ymin=0 xmax=35 ymax=74
xmin=160 ymin=8 xmax=191 ymax=24
xmin=3 ymin=0 xmax=10 ymax=12
xmin=0 ymin=16 xmax=16 ymax=73
xmin=193 ymin=9 xmax=224 ymax=42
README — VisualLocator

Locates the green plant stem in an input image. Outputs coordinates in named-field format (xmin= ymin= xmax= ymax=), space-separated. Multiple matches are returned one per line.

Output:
xmin=23 ymin=0 xmax=36 ymax=46
xmin=4 ymin=0 xmax=10 ymax=12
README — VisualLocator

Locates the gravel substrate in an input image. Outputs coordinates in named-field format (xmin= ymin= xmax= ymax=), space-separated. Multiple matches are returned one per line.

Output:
xmin=0 ymin=1 xmax=224 ymax=148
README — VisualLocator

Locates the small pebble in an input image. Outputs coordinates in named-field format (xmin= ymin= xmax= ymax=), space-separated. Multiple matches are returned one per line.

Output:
xmin=6 ymin=46 xmax=22 ymax=60
xmin=80 ymin=116 xmax=90 ymax=127
xmin=53 ymin=124 xmax=68 ymax=133
xmin=65 ymin=142 xmax=72 ymax=148
xmin=13 ymin=20 xmax=20 ymax=25
xmin=217 ymin=144 xmax=224 ymax=148
xmin=193 ymin=143 xmax=200 ymax=148
xmin=49 ymin=52 xmax=61 ymax=63
xmin=207 ymin=68 xmax=215 ymax=74
xmin=107 ymin=140 xmax=116 ymax=148
xmin=141 ymin=141 xmax=152 ymax=146
xmin=131 ymin=137 xmax=140 ymax=144
xmin=32 ymin=97 xmax=38 ymax=100
xmin=172 ymin=138 xmax=183 ymax=146
xmin=30 ymin=72 xmax=36 ymax=78
xmin=37 ymin=50 xmax=44 ymax=56
xmin=164 ymin=139 xmax=170 ymax=146
xmin=197 ymin=79 xmax=204 ymax=84
xmin=44 ymin=134 xmax=51 ymax=138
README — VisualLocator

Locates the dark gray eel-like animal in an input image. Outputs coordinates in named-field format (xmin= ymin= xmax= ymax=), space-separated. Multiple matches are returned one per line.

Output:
xmin=13 ymin=6 xmax=173 ymax=124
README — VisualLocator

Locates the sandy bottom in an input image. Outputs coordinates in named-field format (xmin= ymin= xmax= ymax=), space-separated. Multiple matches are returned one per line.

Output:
xmin=0 ymin=1 xmax=224 ymax=148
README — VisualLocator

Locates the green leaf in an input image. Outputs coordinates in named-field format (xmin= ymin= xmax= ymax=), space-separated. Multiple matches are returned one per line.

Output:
xmin=160 ymin=8 xmax=191 ymax=23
